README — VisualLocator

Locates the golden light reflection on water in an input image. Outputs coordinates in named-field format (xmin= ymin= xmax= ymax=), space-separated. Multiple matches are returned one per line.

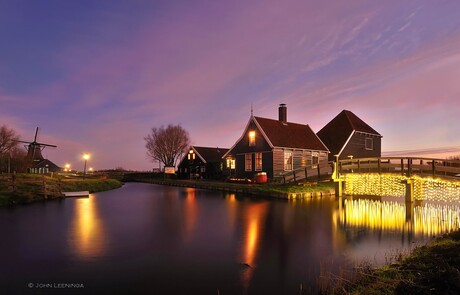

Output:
xmin=182 ymin=188 xmax=198 ymax=242
xmin=70 ymin=196 xmax=105 ymax=258
xmin=335 ymin=198 xmax=460 ymax=237
xmin=240 ymin=202 xmax=269 ymax=293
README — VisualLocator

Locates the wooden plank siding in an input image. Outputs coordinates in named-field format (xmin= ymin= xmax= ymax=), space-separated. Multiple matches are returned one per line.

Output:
xmin=338 ymin=132 xmax=381 ymax=160
xmin=272 ymin=148 xmax=328 ymax=177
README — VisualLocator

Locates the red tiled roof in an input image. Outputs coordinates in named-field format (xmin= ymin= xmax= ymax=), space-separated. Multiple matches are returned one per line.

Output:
xmin=254 ymin=116 xmax=328 ymax=151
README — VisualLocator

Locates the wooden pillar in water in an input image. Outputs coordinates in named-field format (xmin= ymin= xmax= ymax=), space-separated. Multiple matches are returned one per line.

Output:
xmin=404 ymin=178 xmax=414 ymax=203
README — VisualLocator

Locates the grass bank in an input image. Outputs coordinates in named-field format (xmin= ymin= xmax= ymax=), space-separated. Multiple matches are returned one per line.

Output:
xmin=123 ymin=173 xmax=336 ymax=199
xmin=322 ymin=230 xmax=460 ymax=294
xmin=0 ymin=173 xmax=122 ymax=206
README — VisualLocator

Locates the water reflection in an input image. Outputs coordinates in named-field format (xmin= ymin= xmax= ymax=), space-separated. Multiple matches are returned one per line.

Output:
xmin=240 ymin=201 xmax=269 ymax=293
xmin=182 ymin=188 xmax=198 ymax=242
xmin=69 ymin=196 xmax=106 ymax=258
xmin=336 ymin=198 xmax=460 ymax=237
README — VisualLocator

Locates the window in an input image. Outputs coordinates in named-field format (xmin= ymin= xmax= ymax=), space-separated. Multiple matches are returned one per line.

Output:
xmin=188 ymin=150 xmax=195 ymax=160
xmin=248 ymin=130 xmax=256 ymax=147
xmin=255 ymin=152 xmax=262 ymax=171
xmin=226 ymin=159 xmax=235 ymax=169
xmin=365 ymin=138 xmax=374 ymax=150
xmin=312 ymin=152 xmax=319 ymax=168
xmin=284 ymin=151 xmax=293 ymax=171
xmin=245 ymin=154 xmax=252 ymax=171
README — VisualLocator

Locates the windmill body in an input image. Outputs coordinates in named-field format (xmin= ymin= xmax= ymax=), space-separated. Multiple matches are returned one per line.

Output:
xmin=18 ymin=127 xmax=60 ymax=173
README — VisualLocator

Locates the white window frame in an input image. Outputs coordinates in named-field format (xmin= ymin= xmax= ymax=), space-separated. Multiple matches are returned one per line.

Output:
xmin=284 ymin=151 xmax=293 ymax=171
xmin=365 ymin=137 xmax=374 ymax=150
xmin=245 ymin=154 xmax=252 ymax=171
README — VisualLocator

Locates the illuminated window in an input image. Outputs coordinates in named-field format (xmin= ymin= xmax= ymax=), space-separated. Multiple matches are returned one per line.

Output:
xmin=248 ymin=131 xmax=256 ymax=147
xmin=312 ymin=152 xmax=319 ymax=168
xmin=365 ymin=138 xmax=374 ymax=150
xmin=226 ymin=159 xmax=235 ymax=169
xmin=255 ymin=152 xmax=262 ymax=171
xmin=245 ymin=154 xmax=252 ymax=171
xmin=188 ymin=150 xmax=195 ymax=160
xmin=284 ymin=151 xmax=293 ymax=171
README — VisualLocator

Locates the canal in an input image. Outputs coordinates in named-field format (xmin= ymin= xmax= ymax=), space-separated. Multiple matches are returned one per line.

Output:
xmin=1 ymin=182 xmax=459 ymax=294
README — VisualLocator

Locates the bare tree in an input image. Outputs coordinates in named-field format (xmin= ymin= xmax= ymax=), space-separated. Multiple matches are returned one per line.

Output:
xmin=0 ymin=125 xmax=21 ymax=172
xmin=144 ymin=124 xmax=190 ymax=168
xmin=0 ymin=125 xmax=20 ymax=155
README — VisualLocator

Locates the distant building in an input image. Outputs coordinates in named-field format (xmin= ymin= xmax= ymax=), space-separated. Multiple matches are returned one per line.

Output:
xmin=317 ymin=110 xmax=382 ymax=161
xmin=223 ymin=104 xmax=329 ymax=179
xmin=178 ymin=146 xmax=229 ymax=179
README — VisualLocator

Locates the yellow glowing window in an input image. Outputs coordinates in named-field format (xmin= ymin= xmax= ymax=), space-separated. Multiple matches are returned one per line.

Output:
xmin=248 ymin=131 xmax=256 ymax=147
xmin=245 ymin=154 xmax=252 ymax=171
xmin=255 ymin=152 xmax=262 ymax=171
xmin=226 ymin=159 xmax=235 ymax=169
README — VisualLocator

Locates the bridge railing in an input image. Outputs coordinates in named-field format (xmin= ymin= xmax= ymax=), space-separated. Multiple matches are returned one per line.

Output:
xmin=275 ymin=162 xmax=333 ymax=183
xmin=337 ymin=157 xmax=460 ymax=179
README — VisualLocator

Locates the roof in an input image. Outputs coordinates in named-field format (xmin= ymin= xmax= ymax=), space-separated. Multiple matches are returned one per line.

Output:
xmin=254 ymin=116 xmax=328 ymax=151
xmin=317 ymin=110 xmax=381 ymax=155
xmin=192 ymin=146 xmax=229 ymax=163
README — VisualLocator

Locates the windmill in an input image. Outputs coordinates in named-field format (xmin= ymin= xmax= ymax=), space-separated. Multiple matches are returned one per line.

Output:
xmin=18 ymin=127 xmax=57 ymax=164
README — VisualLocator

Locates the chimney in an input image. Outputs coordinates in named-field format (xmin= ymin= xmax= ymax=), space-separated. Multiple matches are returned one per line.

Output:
xmin=278 ymin=103 xmax=287 ymax=123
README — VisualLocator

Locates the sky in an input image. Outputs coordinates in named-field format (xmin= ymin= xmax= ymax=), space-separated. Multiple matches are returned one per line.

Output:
xmin=1 ymin=0 xmax=460 ymax=171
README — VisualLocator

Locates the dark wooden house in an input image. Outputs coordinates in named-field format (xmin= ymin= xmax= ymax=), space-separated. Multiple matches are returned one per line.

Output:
xmin=317 ymin=110 xmax=382 ymax=161
xmin=223 ymin=104 xmax=329 ymax=180
xmin=178 ymin=146 xmax=229 ymax=179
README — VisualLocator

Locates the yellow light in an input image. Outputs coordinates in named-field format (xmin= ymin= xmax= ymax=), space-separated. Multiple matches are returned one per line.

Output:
xmin=89 ymin=167 xmax=93 ymax=172
xmin=249 ymin=131 xmax=256 ymax=146
xmin=343 ymin=173 xmax=460 ymax=202
xmin=83 ymin=154 xmax=90 ymax=160
xmin=336 ymin=198 xmax=460 ymax=237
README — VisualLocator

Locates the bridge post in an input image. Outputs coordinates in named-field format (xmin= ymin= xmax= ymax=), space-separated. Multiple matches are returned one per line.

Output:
xmin=404 ymin=178 xmax=414 ymax=203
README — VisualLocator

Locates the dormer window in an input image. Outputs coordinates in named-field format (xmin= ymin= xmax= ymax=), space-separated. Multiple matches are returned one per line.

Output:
xmin=248 ymin=130 xmax=256 ymax=147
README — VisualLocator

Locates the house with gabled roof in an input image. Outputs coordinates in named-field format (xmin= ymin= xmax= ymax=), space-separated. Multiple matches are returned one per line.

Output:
xmin=317 ymin=110 xmax=382 ymax=161
xmin=223 ymin=104 xmax=329 ymax=180
xmin=178 ymin=146 xmax=229 ymax=179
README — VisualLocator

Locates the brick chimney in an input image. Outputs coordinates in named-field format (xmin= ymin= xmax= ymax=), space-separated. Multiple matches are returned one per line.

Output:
xmin=279 ymin=104 xmax=287 ymax=123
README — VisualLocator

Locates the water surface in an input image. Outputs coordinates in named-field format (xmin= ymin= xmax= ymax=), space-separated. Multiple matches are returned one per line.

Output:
xmin=1 ymin=183 xmax=458 ymax=294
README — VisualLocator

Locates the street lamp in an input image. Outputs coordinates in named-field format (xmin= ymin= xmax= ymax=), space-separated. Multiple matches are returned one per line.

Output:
xmin=83 ymin=154 xmax=90 ymax=178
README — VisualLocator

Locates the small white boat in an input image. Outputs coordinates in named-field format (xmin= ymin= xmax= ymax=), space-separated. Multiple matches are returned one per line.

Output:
xmin=62 ymin=191 xmax=90 ymax=197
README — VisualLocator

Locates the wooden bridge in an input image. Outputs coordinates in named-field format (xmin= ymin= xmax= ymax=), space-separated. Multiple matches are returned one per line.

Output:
xmin=276 ymin=156 xmax=460 ymax=202
xmin=334 ymin=157 xmax=460 ymax=202
xmin=336 ymin=157 xmax=460 ymax=179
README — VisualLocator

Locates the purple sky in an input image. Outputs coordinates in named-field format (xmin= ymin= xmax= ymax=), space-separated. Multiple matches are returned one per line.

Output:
xmin=1 ymin=0 xmax=460 ymax=171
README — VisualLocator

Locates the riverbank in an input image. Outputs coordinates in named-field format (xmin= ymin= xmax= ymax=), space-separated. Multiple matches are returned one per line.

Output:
xmin=321 ymin=229 xmax=460 ymax=294
xmin=123 ymin=174 xmax=336 ymax=199
xmin=0 ymin=173 xmax=122 ymax=206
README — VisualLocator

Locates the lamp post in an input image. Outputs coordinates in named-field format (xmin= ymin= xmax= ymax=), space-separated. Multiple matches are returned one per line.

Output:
xmin=83 ymin=154 xmax=90 ymax=178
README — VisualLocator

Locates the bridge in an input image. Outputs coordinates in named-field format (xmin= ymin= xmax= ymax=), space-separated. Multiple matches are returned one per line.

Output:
xmin=334 ymin=157 xmax=460 ymax=202
xmin=277 ymin=156 xmax=460 ymax=202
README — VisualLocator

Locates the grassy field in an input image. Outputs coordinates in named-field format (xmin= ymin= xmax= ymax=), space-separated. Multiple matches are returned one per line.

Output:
xmin=0 ymin=173 xmax=122 ymax=206
xmin=319 ymin=230 xmax=460 ymax=295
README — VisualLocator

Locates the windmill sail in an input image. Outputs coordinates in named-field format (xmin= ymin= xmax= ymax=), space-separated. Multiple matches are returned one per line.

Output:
xmin=17 ymin=127 xmax=57 ymax=162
